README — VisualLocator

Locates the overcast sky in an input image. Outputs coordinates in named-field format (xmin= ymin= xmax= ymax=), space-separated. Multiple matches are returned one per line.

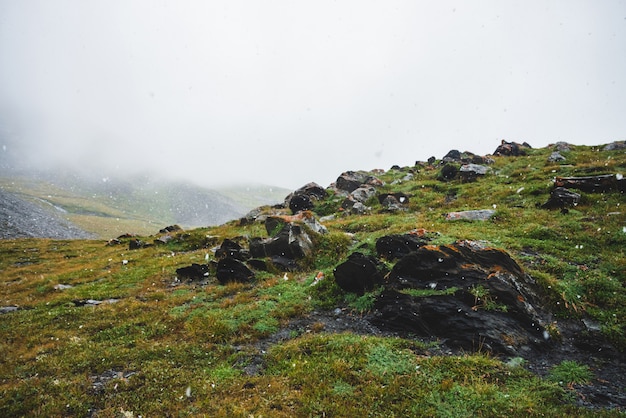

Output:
xmin=0 ymin=1 xmax=625 ymax=189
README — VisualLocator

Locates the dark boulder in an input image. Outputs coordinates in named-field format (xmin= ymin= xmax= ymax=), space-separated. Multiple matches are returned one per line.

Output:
xmin=493 ymin=140 xmax=531 ymax=156
xmin=154 ymin=235 xmax=173 ymax=245
xmin=159 ymin=225 xmax=182 ymax=233
xmin=341 ymin=185 xmax=377 ymax=214
xmin=176 ymin=263 xmax=209 ymax=281
xmin=249 ymin=223 xmax=313 ymax=262
xmin=379 ymin=195 xmax=405 ymax=212
xmin=541 ymin=187 xmax=581 ymax=209
xmin=246 ymin=258 xmax=268 ymax=271
xmin=372 ymin=240 xmax=551 ymax=355
xmin=215 ymin=239 xmax=250 ymax=261
xmin=216 ymin=257 xmax=255 ymax=284
xmin=438 ymin=164 xmax=458 ymax=181
xmin=284 ymin=182 xmax=327 ymax=214
xmin=335 ymin=171 xmax=382 ymax=193
xmin=375 ymin=233 xmax=430 ymax=260
xmin=270 ymin=256 xmax=299 ymax=272
xmin=378 ymin=193 xmax=410 ymax=205
xmin=459 ymin=164 xmax=489 ymax=182
xmin=333 ymin=252 xmax=387 ymax=295
xmin=555 ymin=175 xmax=625 ymax=193
xmin=288 ymin=194 xmax=314 ymax=213
xmin=442 ymin=149 xmax=462 ymax=162
xmin=129 ymin=239 xmax=147 ymax=250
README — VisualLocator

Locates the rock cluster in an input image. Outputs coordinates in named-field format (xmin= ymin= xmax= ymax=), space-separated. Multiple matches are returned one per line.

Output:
xmin=334 ymin=238 xmax=552 ymax=355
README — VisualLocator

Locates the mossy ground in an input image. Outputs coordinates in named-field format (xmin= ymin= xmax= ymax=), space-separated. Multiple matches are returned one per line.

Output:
xmin=1 ymin=143 xmax=624 ymax=416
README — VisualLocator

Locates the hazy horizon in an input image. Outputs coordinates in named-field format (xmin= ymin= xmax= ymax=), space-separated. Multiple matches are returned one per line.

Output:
xmin=1 ymin=1 xmax=624 ymax=190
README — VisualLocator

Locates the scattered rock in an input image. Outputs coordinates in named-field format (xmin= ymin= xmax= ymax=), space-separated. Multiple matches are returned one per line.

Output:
xmin=333 ymin=252 xmax=388 ymax=295
xmin=73 ymin=299 xmax=120 ymax=307
xmin=54 ymin=284 xmax=73 ymax=290
xmin=129 ymin=239 xmax=147 ymax=250
xmin=334 ymin=171 xmax=383 ymax=193
xmin=541 ymin=187 xmax=581 ymax=209
xmin=548 ymin=152 xmax=566 ymax=162
xmin=379 ymin=195 xmax=407 ymax=212
xmin=154 ymin=235 xmax=173 ymax=245
xmin=445 ymin=209 xmax=496 ymax=221
xmin=459 ymin=164 xmax=490 ymax=182
xmin=216 ymin=257 xmax=255 ymax=284
xmin=438 ymin=164 xmax=458 ymax=181
xmin=350 ymin=185 xmax=377 ymax=203
xmin=159 ymin=225 xmax=183 ymax=233
xmin=493 ymin=140 xmax=531 ymax=156
xmin=284 ymin=182 xmax=327 ymax=213
xmin=176 ymin=263 xmax=209 ymax=281
xmin=250 ymin=224 xmax=314 ymax=261
xmin=555 ymin=175 xmax=625 ymax=193
xmin=90 ymin=369 xmax=137 ymax=394
xmin=215 ymin=238 xmax=250 ymax=261
xmin=442 ymin=149 xmax=462 ymax=162
xmin=287 ymin=194 xmax=314 ymax=213
xmin=0 ymin=306 xmax=19 ymax=314
xmin=551 ymin=141 xmax=573 ymax=152
xmin=603 ymin=141 xmax=626 ymax=151
xmin=375 ymin=233 xmax=431 ymax=261
xmin=378 ymin=193 xmax=410 ymax=205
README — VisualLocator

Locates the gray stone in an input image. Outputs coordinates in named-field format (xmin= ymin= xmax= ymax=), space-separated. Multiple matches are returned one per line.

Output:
xmin=445 ymin=209 xmax=496 ymax=221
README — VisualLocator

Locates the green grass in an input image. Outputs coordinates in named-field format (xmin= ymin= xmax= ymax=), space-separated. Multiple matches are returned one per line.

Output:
xmin=1 ymin=142 xmax=625 ymax=416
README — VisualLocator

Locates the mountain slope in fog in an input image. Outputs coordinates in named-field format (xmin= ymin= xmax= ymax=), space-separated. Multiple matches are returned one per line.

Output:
xmin=0 ymin=171 xmax=288 ymax=239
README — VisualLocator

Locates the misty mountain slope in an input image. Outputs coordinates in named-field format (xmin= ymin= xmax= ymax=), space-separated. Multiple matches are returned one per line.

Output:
xmin=0 ymin=188 xmax=93 ymax=239
xmin=0 ymin=172 xmax=288 ymax=239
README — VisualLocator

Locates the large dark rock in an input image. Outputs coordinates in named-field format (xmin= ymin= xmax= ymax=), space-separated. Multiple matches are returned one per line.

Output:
xmin=377 ymin=193 xmax=410 ymax=205
xmin=249 ymin=223 xmax=313 ymax=261
xmin=284 ymin=182 xmax=327 ymax=214
xmin=493 ymin=140 xmax=531 ymax=156
xmin=442 ymin=149 xmax=462 ymax=162
xmin=541 ymin=187 xmax=581 ymax=209
xmin=333 ymin=252 xmax=387 ymax=295
xmin=215 ymin=238 xmax=250 ymax=261
xmin=335 ymin=171 xmax=382 ymax=193
xmin=555 ymin=175 xmax=625 ymax=193
xmin=459 ymin=164 xmax=489 ymax=182
xmin=372 ymin=240 xmax=551 ymax=355
xmin=288 ymin=194 xmax=314 ymax=213
xmin=438 ymin=164 xmax=458 ymax=181
xmin=216 ymin=257 xmax=255 ymax=284
xmin=375 ymin=233 xmax=430 ymax=260
xmin=176 ymin=263 xmax=209 ymax=281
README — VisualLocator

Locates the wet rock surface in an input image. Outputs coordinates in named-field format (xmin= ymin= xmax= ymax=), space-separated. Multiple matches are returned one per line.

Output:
xmin=372 ymin=241 xmax=551 ymax=356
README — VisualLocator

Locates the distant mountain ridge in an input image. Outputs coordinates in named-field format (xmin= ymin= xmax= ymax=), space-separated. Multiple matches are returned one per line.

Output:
xmin=0 ymin=170 xmax=289 ymax=239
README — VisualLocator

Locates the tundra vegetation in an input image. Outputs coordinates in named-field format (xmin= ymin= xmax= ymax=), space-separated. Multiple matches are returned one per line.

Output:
xmin=0 ymin=143 xmax=624 ymax=416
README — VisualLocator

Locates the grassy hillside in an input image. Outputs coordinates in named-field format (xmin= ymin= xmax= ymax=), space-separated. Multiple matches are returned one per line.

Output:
xmin=0 ymin=142 xmax=624 ymax=416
